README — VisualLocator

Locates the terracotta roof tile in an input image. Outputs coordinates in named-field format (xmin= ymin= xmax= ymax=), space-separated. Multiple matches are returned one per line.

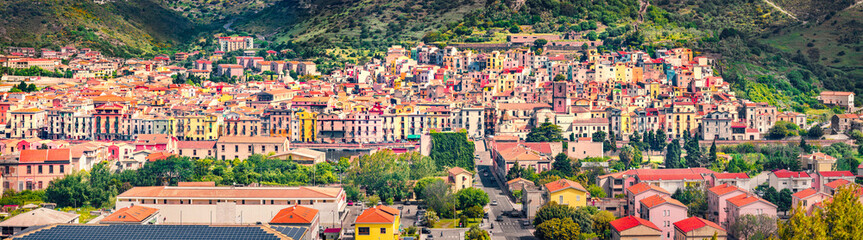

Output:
xmin=610 ymin=216 xmax=661 ymax=232
xmin=101 ymin=205 xmax=158 ymax=223
xmin=673 ymin=217 xmax=724 ymax=233
xmin=270 ymin=205 xmax=319 ymax=224
xmin=545 ymin=179 xmax=587 ymax=193
xmin=640 ymin=194 xmax=686 ymax=209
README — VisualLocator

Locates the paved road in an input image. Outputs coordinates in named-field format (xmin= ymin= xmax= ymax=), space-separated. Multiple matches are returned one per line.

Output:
xmin=474 ymin=140 xmax=536 ymax=240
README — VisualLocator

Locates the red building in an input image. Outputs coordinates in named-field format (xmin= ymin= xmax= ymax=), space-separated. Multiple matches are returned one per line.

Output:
xmin=93 ymin=103 xmax=129 ymax=141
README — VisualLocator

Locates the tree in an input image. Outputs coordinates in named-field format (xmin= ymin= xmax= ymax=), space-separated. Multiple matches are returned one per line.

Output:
xmin=777 ymin=189 xmax=793 ymax=213
xmin=592 ymin=131 xmax=607 ymax=142
xmin=591 ymin=210 xmax=616 ymax=239
xmin=408 ymin=153 xmax=437 ymax=180
xmin=708 ymin=140 xmax=718 ymax=163
xmin=800 ymin=138 xmax=811 ymax=153
xmin=414 ymin=177 xmax=444 ymax=200
xmin=619 ymin=145 xmax=634 ymax=169
xmin=509 ymin=25 xmax=521 ymax=33
xmin=466 ymin=225 xmax=490 ymax=240
xmin=423 ymin=180 xmax=457 ymax=218
xmin=768 ymin=123 xmax=788 ymax=139
xmin=822 ymin=186 xmax=863 ymax=238
xmin=653 ymin=129 xmax=667 ymax=151
xmin=464 ymin=205 xmax=484 ymax=218
xmin=534 ymin=218 xmax=580 ymax=240
xmin=424 ymin=210 xmax=440 ymax=227
xmin=727 ymin=214 xmax=777 ymax=240
xmin=44 ymin=173 xmax=90 ymax=207
xmin=534 ymin=202 xmax=576 ymax=226
xmin=455 ymin=187 xmax=489 ymax=210
xmin=836 ymin=156 xmax=860 ymax=172
xmin=552 ymin=153 xmax=573 ymax=176
xmin=665 ymin=139 xmax=682 ymax=168
xmin=587 ymin=184 xmax=606 ymax=198
xmin=671 ymin=186 xmax=708 ymax=218
xmin=506 ymin=160 xmax=526 ymax=180
xmin=526 ymin=122 xmax=564 ymax=142
xmin=684 ymin=132 xmax=704 ymax=167
xmin=777 ymin=206 xmax=828 ymax=240
xmin=808 ymin=125 xmax=824 ymax=139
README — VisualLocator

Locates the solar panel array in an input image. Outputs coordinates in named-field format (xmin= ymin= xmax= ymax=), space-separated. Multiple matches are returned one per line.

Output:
xmin=13 ymin=225 xmax=294 ymax=240
xmin=269 ymin=226 xmax=307 ymax=240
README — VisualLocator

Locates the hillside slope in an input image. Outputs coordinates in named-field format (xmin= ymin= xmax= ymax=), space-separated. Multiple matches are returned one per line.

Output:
xmin=0 ymin=0 xmax=196 ymax=57
xmin=234 ymin=0 xmax=487 ymax=46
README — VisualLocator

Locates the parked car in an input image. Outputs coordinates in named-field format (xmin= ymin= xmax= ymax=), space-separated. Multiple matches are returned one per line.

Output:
xmin=483 ymin=212 xmax=489 ymax=219
xmin=347 ymin=201 xmax=354 ymax=206
xmin=421 ymin=228 xmax=431 ymax=234
xmin=523 ymin=220 xmax=531 ymax=226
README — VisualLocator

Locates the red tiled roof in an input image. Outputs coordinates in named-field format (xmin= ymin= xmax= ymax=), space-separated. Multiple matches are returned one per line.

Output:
xmin=713 ymin=172 xmax=749 ymax=179
xmin=818 ymin=171 xmax=854 ymax=177
xmin=727 ymin=193 xmax=775 ymax=208
xmin=610 ymin=216 xmax=661 ymax=232
xmin=118 ymin=186 xmax=343 ymax=199
xmin=270 ymin=205 xmax=319 ymax=224
xmin=640 ymin=194 xmax=686 ymax=209
xmin=825 ymin=179 xmax=852 ymax=190
xmin=101 ymin=205 xmax=158 ymax=223
xmin=792 ymin=188 xmax=818 ymax=199
xmin=674 ymin=217 xmax=724 ymax=233
xmin=19 ymin=149 xmax=71 ymax=163
xmin=772 ymin=169 xmax=809 ymax=178
xmin=708 ymin=183 xmax=744 ymax=196
xmin=146 ymin=152 xmax=175 ymax=162
xmin=545 ymin=179 xmax=587 ymax=193
xmin=626 ymin=182 xmax=669 ymax=195
xmin=356 ymin=205 xmax=398 ymax=224
xmin=177 ymin=141 xmax=216 ymax=149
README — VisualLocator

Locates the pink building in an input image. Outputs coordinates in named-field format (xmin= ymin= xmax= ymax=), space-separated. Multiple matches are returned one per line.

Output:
xmin=791 ymin=188 xmax=830 ymax=213
xmin=133 ymin=134 xmax=178 ymax=152
xmin=640 ymin=194 xmax=688 ymax=240
xmin=707 ymin=183 xmax=747 ymax=228
xmin=811 ymin=171 xmax=855 ymax=193
xmin=725 ymin=194 xmax=777 ymax=229
xmin=1 ymin=149 xmax=71 ymax=191
xmin=626 ymin=182 xmax=670 ymax=216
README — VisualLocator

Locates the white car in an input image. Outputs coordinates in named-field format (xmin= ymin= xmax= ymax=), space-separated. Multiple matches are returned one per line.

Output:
xmin=491 ymin=200 xmax=498 ymax=206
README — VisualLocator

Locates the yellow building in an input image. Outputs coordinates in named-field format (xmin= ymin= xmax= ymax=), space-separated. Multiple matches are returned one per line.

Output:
xmin=355 ymin=205 xmax=400 ymax=240
xmin=668 ymin=103 xmax=698 ymax=138
xmin=544 ymin=179 xmax=588 ymax=207
xmin=486 ymin=51 xmax=503 ymax=70
xmin=448 ymin=167 xmax=473 ymax=192
xmin=293 ymin=110 xmax=318 ymax=142
xmin=175 ymin=115 xmax=220 ymax=141
xmin=496 ymin=73 xmax=516 ymax=94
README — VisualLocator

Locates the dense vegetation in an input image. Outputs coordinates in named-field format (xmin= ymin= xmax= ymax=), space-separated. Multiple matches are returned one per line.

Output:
xmin=0 ymin=0 xmax=197 ymax=57
xmin=430 ymin=131 xmax=476 ymax=170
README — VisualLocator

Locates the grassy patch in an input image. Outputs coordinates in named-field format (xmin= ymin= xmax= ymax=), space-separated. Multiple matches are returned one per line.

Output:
xmin=432 ymin=218 xmax=481 ymax=228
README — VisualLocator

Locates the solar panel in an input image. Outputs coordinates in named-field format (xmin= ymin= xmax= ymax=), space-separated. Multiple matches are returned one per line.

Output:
xmin=12 ymin=225 xmax=292 ymax=240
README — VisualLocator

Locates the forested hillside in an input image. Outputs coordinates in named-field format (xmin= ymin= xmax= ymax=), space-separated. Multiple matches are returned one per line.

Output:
xmin=0 ymin=0 xmax=196 ymax=57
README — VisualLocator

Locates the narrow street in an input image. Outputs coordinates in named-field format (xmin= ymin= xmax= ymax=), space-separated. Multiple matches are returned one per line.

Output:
xmin=474 ymin=140 xmax=537 ymax=240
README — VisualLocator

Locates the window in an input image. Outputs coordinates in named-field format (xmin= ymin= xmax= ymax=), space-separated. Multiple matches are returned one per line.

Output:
xmin=381 ymin=228 xmax=386 ymax=234
xmin=559 ymin=196 xmax=563 ymax=203
xmin=27 ymin=166 xmax=31 ymax=174
xmin=358 ymin=227 xmax=370 ymax=235
xmin=38 ymin=165 xmax=42 ymax=174
xmin=60 ymin=165 xmax=64 ymax=173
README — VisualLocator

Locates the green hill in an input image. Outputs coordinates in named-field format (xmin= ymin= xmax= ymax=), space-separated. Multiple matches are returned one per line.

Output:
xmin=0 ymin=0 xmax=196 ymax=57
